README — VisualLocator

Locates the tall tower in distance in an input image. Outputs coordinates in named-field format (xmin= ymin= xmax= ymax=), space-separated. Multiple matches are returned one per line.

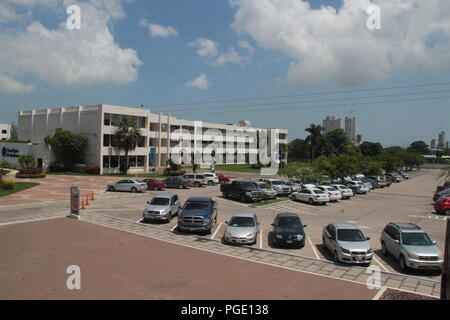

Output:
xmin=322 ymin=116 xmax=358 ymax=144
xmin=438 ymin=131 xmax=446 ymax=149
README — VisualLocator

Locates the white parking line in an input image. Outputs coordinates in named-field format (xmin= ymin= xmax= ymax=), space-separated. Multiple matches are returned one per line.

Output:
xmin=170 ymin=224 xmax=177 ymax=232
xmin=259 ymin=230 xmax=263 ymax=249
xmin=211 ymin=223 xmax=223 ymax=239
xmin=372 ymin=255 xmax=390 ymax=273
xmin=308 ymin=237 xmax=320 ymax=259
xmin=136 ymin=219 xmax=143 ymax=224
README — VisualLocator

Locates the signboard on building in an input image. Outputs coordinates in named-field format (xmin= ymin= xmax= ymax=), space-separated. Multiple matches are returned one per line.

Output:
xmin=70 ymin=186 xmax=80 ymax=216
xmin=1 ymin=147 xmax=20 ymax=158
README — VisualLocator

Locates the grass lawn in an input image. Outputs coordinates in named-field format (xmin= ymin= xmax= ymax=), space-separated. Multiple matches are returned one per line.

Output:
xmin=0 ymin=182 xmax=40 ymax=198
xmin=214 ymin=164 xmax=260 ymax=173
xmin=250 ymin=197 xmax=289 ymax=206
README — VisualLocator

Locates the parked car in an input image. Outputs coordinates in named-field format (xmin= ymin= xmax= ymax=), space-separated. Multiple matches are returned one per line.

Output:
xmin=270 ymin=212 xmax=307 ymax=248
xmin=177 ymin=197 xmax=218 ymax=234
xmin=434 ymin=196 xmax=450 ymax=216
xmin=202 ymin=172 xmax=219 ymax=186
xmin=316 ymin=186 xmax=342 ymax=202
xmin=399 ymin=171 xmax=411 ymax=179
xmin=380 ymin=222 xmax=443 ymax=271
xmin=436 ymin=181 xmax=450 ymax=193
xmin=262 ymin=179 xmax=292 ymax=196
xmin=346 ymin=181 xmax=369 ymax=194
xmin=107 ymin=179 xmax=147 ymax=193
xmin=285 ymin=181 xmax=302 ymax=192
xmin=433 ymin=188 xmax=450 ymax=201
xmin=142 ymin=178 xmax=166 ymax=191
xmin=164 ymin=176 xmax=192 ymax=189
xmin=361 ymin=177 xmax=378 ymax=189
xmin=222 ymin=212 xmax=260 ymax=245
xmin=255 ymin=181 xmax=278 ymax=200
xmin=221 ymin=180 xmax=263 ymax=203
xmin=331 ymin=184 xmax=354 ymax=199
xmin=142 ymin=193 xmax=180 ymax=222
xmin=291 ymin=188 xmax=330 ymax=205
xmin=382 ymin=174 xmax=393 ymax=186
xmin=183 ymin=174 xmax=207 ymax=187
xmin=322 ymin=223 xmax=372 ymax=265
xmin=368 ymin=175 xmax=387 ymax=188
xmin=386 ymin=172 xmax=403 ymax=182
xmin=218 ymin=173 xmax=231 ymax=184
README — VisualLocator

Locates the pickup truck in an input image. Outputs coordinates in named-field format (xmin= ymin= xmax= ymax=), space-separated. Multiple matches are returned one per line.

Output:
xmin=177 ymin=197 xmax=217 ymax=234
xmin=220 ymin=180 xmax=263 ymax=203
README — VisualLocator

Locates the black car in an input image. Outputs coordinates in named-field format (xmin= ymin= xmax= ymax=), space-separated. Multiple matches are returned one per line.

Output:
xmin=270 ymin=212 xmax=307 ymax=248
xmin=164 ymin=176 xmax=192 ymax=189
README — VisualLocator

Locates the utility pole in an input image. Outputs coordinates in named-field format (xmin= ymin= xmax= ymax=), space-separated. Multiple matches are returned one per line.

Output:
xmin=441 ymin=218 xmax=450 ymax=300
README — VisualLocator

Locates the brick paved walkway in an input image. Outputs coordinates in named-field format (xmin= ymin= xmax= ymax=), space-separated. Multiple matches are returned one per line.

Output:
xmin=80 ymin=211 xmax=441 ymax=297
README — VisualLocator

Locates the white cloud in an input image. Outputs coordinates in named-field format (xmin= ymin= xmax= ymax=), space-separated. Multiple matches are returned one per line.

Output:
xmin=211 ymin=47 xmax=248 ymax=67
xmin=0 ymin=73 xmax=34 ymax=94
xmin=231 ymin=0 xmax=450 ymax=86
xmin=0 ymin=0 xmax=142 ymax=89
xmin=0 ymin=3 xmax=21 ymax=24
xmin=189 ymin=38 xmax=219 ymax=57
xmin=238 ymin=40 xmax=255 ymax=54
xmin=185 ymin=74 xmax=211 ymax=90
xmin=139 ymin=19 xmax=179 ymax=38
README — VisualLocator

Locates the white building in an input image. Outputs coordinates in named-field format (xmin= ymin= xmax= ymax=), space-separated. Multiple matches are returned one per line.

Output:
xmin=17 ymin=104 xmax=288 ymax=174
xmin=0 ymin=124 xmax=11 ymax=141
xmin=322 ymin=116 xmax=358 ymax=144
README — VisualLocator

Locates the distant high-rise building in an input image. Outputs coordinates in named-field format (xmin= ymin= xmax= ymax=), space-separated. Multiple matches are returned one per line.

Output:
xmin=430 ymin=139 xmax=436 ymax=149
xmin=322 ymin=116 xmax=358 ymax=144
xmin=438 ymin=131 xmax=446 ymax=149
xmin=356 ymin=134 xmax=362 ymax=145
xmin=446 ymin=141 xmax=449 ymax=149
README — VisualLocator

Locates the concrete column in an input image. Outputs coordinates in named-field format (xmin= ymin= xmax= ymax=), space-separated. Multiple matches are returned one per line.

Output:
xmin=157 ymin=113 xmax=162 ymax=169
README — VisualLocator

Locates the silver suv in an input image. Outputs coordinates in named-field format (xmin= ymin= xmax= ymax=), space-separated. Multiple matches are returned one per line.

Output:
xmin=380 ymin=223 xmax=443 ymax=271
xmin=143 ymin=193 xmax=181 ymax=223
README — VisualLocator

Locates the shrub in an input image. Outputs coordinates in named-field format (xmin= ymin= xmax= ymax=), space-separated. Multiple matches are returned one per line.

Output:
xmin=19 ymin=168 xmax=43 ymax=175
xmin=0 ymin=179 xmax=15 ymax=189
xmin=74 ymin=164 xmax=87 ymax=173
xmin=0 ymin=160 xmax=11 ymax=169
xmin=85 ymin=165 xmax=100 ymax=174
xmin=15 ymin=173 xmax=46 ymax=179
xmin=163 ymin=169 xmax=186 ymax=176
xmin=19 ymin=154 xmax=36 ymax=169
xmin=49 ymin=162 xmax=67 ymax=172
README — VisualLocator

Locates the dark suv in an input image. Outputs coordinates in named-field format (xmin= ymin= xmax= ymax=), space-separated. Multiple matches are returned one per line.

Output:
xmin=177 ymin=197 xmax=218 ymax=234
xmin=270 ymin=212 xmax=307 ymax=248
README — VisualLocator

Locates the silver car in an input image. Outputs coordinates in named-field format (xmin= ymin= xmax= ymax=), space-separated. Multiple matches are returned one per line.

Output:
xmin=256 ymin=181 xmax=278 ymax=200
xmin=143 ymin=193 xmax=181 ymax=222
xmin=323 ymin=223 xmax=373 ymax=265
xmin=222 ymin=212 xmax=260 ymax=245
xmin=380 ymin=223 xmax=443 ymax=271
xmin=331 ymin=184 xmax=354 ymax=199
xmin=107 ymin=179 xmax=147 ymax=193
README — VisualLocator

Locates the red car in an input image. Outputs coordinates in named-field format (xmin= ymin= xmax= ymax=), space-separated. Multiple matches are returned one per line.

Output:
xmin=143 ymin=178 xmax=166 ymax=191
xmin=218 ymin=173 xmax=231 ymax=184
xmin=436 ymin=181 xmax=450 ymax=193
xmin=434 ymin=196 xmax=450 ymax=216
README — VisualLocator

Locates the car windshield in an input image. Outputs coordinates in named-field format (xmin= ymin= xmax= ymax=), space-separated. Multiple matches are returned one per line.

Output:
xmin=258 ymin=183 xmax=271 ymax=189
xmin=337 ymin=229 xmax=366 ymax=242
xmin=241 ymin=182 xmax=259 ymax=190
xmin=271 ymin=181 xmax=284 ymax=185
xmin=313 ymin=189 xmax=325 ymax=194
xmin=401 ymin=232 xmax=434 ymax=246
xmin=150 ymin=198 xmax=169 ymax=206
xmin=229 ymin=217 xmax=255 ymax=227
xmin=277 ymin=217 xmax=301 ymax=228
xmin=184 ymin=201 xmax=211 ymax=211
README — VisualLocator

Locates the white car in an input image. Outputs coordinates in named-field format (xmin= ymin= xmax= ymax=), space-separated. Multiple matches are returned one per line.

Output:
xmin=317 ymin=186 xmax=342 ymax=202
xmin=262 ymin=179 xmax=292 ymax=196
xmin=302 ymin=183 xmax=317 ymax=189
xmin=347 ymin=181 xmax=370 ymax=194
xmin=107 ymin=179 xmax=147 ymax=193
xmin=202 ymin=172 xmax=219 ymax=185
xmin=331 ymin=184 xmax=354 ymax=199
xmin=292 ymin=188 xmax=330 ymax=205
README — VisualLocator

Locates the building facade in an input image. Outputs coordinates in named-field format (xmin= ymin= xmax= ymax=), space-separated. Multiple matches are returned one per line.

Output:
xmin=17 ymin=104 xmax=288 ymax=174
xmin=322 ymin=116 xmax=358 ymax=144
xmin=438 ymin=131 xmax=446 ymax=149
xmin=0 ymin=124 xmax=11 ymax=141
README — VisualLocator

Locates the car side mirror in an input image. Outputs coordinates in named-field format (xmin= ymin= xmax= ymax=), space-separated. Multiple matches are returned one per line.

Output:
xmin=303 ymin=225 xmax=307 ymax=228
xmin=432 ymin=240 xmax=437 ymax=245
xmin=394 ymin=239 xmax=400 ymax=244
xmin=146 ymin=201 xmax=150 ymax=204
xmin=366 ymin=237 xmax=370 ymax=241
xmin=271 ymin=223 xmax=275 ymax=227
xmin=225 ymin=221 xmax=228 ymax=225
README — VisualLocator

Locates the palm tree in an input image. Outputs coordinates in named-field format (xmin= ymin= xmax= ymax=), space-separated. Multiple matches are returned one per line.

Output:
xmin=113 ymin=117 xmax=141 ymax=175
xmin=305 ymin=124 xmax=323 ymax=161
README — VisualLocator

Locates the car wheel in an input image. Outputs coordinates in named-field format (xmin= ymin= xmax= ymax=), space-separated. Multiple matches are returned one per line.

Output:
xmin=334 ymin=251 xmax=339 ymax=263
xmin=131 ymin=187 xmax=137 ymax=193
xmin=399 ymin=255 xmax=408 ymax=271
xmin=178 ymin=184 xmax=183 ymax=189
xmin=241 ymin=195 xmax=247 ymax=203
xmin=108 ymin=186 xmax=115 ymax=192
xmin=208 ymin=181 xmax=214 ymax=186
xmin=381 ymin=242 xmax=388 ymax=256
xmin=308 ymin=198 xmax=314 ymax=205
xmin=223 ymin=192 xmax=228 ymax=198
xmin=195 ymin=182 xmax=201 ymax=188
xmin=445 ymin=210 xmax=450 ymax=216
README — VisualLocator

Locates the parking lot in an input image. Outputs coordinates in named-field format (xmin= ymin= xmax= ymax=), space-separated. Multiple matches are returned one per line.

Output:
xmin=83 ymin=169 xmax=447 ymax=282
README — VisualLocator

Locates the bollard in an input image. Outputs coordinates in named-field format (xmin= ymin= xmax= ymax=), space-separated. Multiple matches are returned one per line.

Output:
xmin=81 ymin=200 xmax=86 ymax=210
xmin=85 ymin=194 xmax=90 ymax=206
xmin=91 ymin=191 xmax=95 ymax=201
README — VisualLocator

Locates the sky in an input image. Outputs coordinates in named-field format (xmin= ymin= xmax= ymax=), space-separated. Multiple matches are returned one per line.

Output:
xmin=0 ymin=0 xmax=449 ymax=147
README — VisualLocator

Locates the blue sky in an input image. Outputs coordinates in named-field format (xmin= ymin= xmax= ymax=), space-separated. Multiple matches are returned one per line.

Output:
xmin=0 ymin=0 xmax=449 ymax=147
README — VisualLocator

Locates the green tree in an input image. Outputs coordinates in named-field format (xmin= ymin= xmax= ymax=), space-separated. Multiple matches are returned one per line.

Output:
xmin=359 ymin=141 xmax=383 ymax=157
xmin=288 ymin=138 xmax=309 ymax=161
xmin=322 ymin=129 xmax=349 ymax=156
xmin=44 ymin=128 xmax=88 ymax=170
xmin=305 ymin=124 xmax=323 ymax=161
xmin=113 ymin=118 xmax=141 ymax=175
xmin=18 ymin=154 xmax=36 ymax=169
xmin=407 ymin=141 xmax=429 ymax=155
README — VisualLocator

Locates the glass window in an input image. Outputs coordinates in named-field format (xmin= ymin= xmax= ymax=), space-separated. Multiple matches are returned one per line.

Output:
xmin=110 ymin=156 xmax=119 ymax=168
xmin=137 ymin=156 xmax=145 ymax=167
xmin=337 ymin=229 xmax=366 ymax=242
xmin=229 ymin=217 xmax=255 ymax=227
xmin=103 ymin=134 xmax=110 ymax=147
xmin=111 ymin=114 xmax=120 ymax=126
xmin=138 ymin=117 xmax=146 ymax=128
xmin=104 ymin=113 xmax=111 ymax=126
xmin=138 ymin=136 xmax=146 ymax=147
xmin=2 ymin=130 xmax=6 ymax=134
xmin=103 ymin=156 xmax=110 ymax=168
xmin=129 ymin=156 xmax=137 ymax=167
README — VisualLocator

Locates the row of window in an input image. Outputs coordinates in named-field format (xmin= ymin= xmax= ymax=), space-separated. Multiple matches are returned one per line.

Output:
xmin=104 ymin=113 xmax=146 ymax=128
xmin=103 ymin=134 xmax=146 ymax=148
xmin=102 ymin=155 xmax=146 ymax=169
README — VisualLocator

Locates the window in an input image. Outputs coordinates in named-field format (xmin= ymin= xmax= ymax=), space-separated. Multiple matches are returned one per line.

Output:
xmin=111 ymin=135 xmax=118 ymax=147
xmin=137 ymin=156 xmax=145 ymax=167
xmin=103 ymin=134 xmax=110 ymax=147
xmin=110 ymin=156 xmax=119 ymax=168
xmin=103 ymin=156 xmax=110 ymax=168
xmin=129 ymin=156 xmax=137 ymax=167
xmin=111 ymin=114 xmax=120 ymax=126
xmin=1 ymin=130 xmax=6 ymax=134
xmin=138 ymin=117 xmax=146 ymax=128
xmin=138 ymin=136 xmax=146 ymax=147
xmin=104 ymin=113 xmax=111 ymax=126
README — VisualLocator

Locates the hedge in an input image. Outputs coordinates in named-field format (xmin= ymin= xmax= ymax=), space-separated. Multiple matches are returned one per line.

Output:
xmin=15 ymin=173 xmax=47 ymax=179
xmin=0 ymin=180 xmax=15 ymax=190
xmin=163 ymin=169 xmax=186 ymax=176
